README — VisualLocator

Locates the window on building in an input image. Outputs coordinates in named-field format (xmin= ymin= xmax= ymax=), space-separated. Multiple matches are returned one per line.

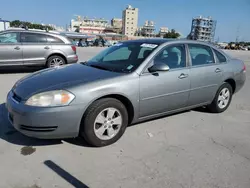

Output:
xmin=127 ymin=22 xmax=129 ymax=24
xmin=132 ymin=22 xmax=134 ymax=24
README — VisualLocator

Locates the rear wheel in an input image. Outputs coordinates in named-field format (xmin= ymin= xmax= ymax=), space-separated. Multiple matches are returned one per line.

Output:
xmin=208 ymin=83 xmax=233 ymax=113
xmin=47 ymin=55 xmax=66 ymax=68
xmin=80 ymin=98 xmax=128 ymax=147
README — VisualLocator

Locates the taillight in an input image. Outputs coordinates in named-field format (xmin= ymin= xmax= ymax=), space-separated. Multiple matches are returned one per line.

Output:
xmin=71 ymin=46 xmax=76 ymax=52
xmin=243 ymin=63 xmax=246 ymax=72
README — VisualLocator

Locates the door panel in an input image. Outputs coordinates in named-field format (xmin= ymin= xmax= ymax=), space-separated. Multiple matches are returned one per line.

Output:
xmin=0 ymin=32 xmax=23 ymax=65
xmin=21 ymin=32 xmax=51 ymax=65
xmin=187 ymin=44 xmax=224 ymax=106
xmin=139 ymin=44 xmax=190 ymax=118
xmin=188 ymin=64 xmax=223 ymax=106
xmin=139 ymin=69 xmax=190 ymax=117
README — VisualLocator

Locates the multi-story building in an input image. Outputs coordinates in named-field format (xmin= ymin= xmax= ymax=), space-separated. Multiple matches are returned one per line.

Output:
xmin=111 ymin=18 xmax=122 ymax=29
xmin=0 ymin=19 xmax=10 ymax=31
xmin=136 ymin=21 xmax=156 ymax=37
xmin=188 ymin=16 xmax=217 ymax=42
xmin=70 ymin=16 xmax=110 ymax=34
xmin=159 ymin=27 xmax=169 ymax=37
xmin=111 ymin=18 xmax=122 ymax=34
xmin=122 ymin=5 xmax=138 ymax=37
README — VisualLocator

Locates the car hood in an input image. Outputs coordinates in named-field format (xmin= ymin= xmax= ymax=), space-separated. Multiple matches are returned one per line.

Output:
xmin=13 ymin=63 xmax=121 ymax=100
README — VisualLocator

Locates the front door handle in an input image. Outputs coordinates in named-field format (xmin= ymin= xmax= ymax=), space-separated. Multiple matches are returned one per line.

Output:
xmin=215 ymin=68 xmax=222 ymax=73
xmin=44 ymin=46 xmax=50 ymax=50
xmin=178 ymin=73 xmax=189 ymax=79
xmin=14 ymin=46 xmax=20 ymax=50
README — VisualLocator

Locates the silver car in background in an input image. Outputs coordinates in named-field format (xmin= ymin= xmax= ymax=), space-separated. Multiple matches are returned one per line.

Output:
xmin=0 ymin=28 xmax=78 ymax=68
xmin=6 ymin=39 xmax=246 ymax=147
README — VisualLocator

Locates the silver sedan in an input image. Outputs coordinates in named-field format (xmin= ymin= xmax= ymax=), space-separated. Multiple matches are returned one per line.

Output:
xmin=6 ymin=39 xmax=246 ymax=147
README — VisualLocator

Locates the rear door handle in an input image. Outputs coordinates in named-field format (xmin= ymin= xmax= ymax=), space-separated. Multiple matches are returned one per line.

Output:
xmin=44 ymin=46 xmax=50 ymax=50
xmin=215 ymin=68 xmax=222 ymax=73
xmin=178 ymin=73 xmax=189 ymax=79
xmin=14 ymin=46 xmax=20 ymax=50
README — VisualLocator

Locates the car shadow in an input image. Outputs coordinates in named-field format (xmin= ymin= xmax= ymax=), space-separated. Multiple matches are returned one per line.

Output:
xmin=192 ymin=106 xmax=211 ymax=113
xmin=129 ymin=109 xmax=191 ymax=127
xmin=0 ymin=101 xmax=211 ymax=147
xmin=0 ymin=66 xmax=42 ymax=74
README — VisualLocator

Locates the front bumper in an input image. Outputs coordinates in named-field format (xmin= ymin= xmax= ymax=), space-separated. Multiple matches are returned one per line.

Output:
xmin=6 ymin=91 xmax=84 ymax=139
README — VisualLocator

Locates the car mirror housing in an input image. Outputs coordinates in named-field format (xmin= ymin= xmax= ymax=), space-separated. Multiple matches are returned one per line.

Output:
xmin=148 ymin=62 xmax=170 ymax=73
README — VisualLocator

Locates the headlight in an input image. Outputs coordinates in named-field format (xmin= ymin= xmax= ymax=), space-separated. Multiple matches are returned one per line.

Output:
xmin=25 ymin=90 xmax=75 ymax=107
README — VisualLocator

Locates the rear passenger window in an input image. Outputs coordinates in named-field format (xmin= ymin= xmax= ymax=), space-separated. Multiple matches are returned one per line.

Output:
xmin=213 ymin=49 xmax=227 ymax=63
xmin=46 ymin=35 xmax=64 ymax=44
xmin=188 ymin=44 xmax=215 ymax=66
xmin=21 ymin=33 xmax=47 ymax=43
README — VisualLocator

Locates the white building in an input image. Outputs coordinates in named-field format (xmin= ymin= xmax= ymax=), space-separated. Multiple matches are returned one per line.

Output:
xmin=122 ymin=5 xmax=138 ymax=37
xmin=70 ymin=16 xmax=109 ymax=34
xmin=0 ymin=19 xmax=10 ymax=31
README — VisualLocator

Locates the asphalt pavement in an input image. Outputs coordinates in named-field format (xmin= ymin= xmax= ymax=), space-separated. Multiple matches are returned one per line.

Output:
xmin=0 ymin=48 xmax=250 ymax=188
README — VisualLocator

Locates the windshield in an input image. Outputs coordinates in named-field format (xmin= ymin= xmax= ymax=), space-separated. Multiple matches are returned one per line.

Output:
xmin=85 ymin=42 xmax=159 ymax=73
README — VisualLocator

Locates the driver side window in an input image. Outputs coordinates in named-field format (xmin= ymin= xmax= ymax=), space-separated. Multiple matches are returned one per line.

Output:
xmin=154 ymin=44 xmax=186 ymax=69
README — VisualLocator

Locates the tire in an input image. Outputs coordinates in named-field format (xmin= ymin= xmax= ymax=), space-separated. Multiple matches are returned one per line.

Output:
xmin=80 ymin=98 xmax=128 ymax=147
xmin=208 ymin=82 xmax=233 ymax=113
xmin=46 ymin=55 xmax=66 ymax=68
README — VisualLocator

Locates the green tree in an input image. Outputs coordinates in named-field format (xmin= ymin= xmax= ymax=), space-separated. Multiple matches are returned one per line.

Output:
xmin=164 ymin=29 xmax=181 ymax=39
xmin=10 ymin=20 xmax=22 ymax=27
xmin=10 ymin=20 xmax=54 ymax=30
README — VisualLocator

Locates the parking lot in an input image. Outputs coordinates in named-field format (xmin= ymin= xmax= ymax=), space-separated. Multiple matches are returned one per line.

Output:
xmin=0 ymin=48 xmax=250 ymax=188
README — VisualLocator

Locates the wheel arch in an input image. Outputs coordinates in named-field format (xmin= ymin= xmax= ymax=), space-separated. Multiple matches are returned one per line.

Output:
xmin=47 ymin=53 xmax=67 ymax=64
xmin=224 ymin=78 xmax=236 ymax=94
xmin=83 ymin=94 xmax=135 ymax=125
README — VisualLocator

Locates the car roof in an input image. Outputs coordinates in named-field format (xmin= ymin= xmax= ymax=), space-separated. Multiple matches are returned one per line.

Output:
xmin=1 ymin=28 xmax=61 ymax=35
xmin=122 ymin=38 xmax=216 ymax=46
xmin=121 ymin=38 xmax=231 ymax=59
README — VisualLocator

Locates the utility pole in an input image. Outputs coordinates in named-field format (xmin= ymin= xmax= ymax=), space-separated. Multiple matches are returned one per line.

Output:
xmin=236 ymin=26 xmax=240 ymax=43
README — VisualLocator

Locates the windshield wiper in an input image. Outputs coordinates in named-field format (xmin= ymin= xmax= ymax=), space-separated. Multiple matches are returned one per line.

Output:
xmin=80 ymin=61 xmax=88 ymax=65
xmin=89 ymin=64 xmax=112 ymax=71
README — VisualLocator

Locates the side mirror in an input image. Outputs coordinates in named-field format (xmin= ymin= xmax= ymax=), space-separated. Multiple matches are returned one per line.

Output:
xmin=148 ymin=62 xmax=170 ymax=73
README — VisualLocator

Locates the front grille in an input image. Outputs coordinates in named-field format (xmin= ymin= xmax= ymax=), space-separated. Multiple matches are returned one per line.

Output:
xmin=20 ymin=125 xmax=58 ymax=132
xmin=12 ymin=92 xmax=22 ymax=103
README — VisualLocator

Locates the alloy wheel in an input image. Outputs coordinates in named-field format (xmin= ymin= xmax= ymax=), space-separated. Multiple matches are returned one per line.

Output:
xmin=94 ymin=107 xmax=122 ymax=140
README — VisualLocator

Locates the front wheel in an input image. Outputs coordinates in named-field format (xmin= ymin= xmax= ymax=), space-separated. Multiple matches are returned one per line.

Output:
xmin=80 ymin=98 xmax=128 ymax=147
xmin=207 ymin=83 xmax=233 ymax=113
